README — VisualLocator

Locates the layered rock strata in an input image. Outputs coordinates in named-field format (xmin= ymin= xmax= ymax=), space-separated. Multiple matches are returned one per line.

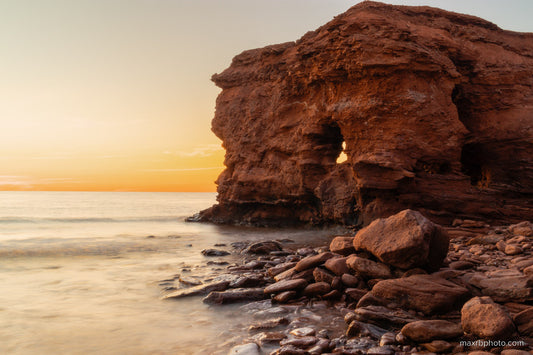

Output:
xmin=199 ymin=1 xmax=533 ymax=226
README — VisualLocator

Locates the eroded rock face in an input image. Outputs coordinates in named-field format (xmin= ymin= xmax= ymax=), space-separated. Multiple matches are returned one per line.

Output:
xmin=199 ymin=1 xmax=533 ymax=226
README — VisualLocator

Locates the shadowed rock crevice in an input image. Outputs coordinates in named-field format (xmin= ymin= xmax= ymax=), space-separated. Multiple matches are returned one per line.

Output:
xmin=198 ymin=1 xmax=533 ymax=226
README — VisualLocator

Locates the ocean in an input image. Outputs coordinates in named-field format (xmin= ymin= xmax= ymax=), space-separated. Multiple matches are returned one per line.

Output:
xmin=0 ymin=192 xmax=338 ymax=354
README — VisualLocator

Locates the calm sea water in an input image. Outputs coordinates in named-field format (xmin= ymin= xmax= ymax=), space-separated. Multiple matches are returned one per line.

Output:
xmin=0 ymin=192 xmax=337 ymax=354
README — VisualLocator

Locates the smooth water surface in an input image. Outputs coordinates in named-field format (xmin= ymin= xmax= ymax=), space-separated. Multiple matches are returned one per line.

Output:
xmin=0 ymin=192 xmax=337 ymax=354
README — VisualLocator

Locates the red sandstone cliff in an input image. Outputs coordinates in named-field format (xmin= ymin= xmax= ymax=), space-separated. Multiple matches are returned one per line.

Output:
xmin=199 ymin=1 xmax=533 ymax=226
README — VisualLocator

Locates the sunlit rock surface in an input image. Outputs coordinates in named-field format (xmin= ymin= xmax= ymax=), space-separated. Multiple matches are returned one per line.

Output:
xmin=200 ymin=1 xmax=533 ymax=226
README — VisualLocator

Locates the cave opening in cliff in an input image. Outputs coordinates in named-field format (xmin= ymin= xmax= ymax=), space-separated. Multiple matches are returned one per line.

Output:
xmin=461 ymin=143 xmax=491 ymax=188
xmin=336 ymin=141 xmax=348 ymax=164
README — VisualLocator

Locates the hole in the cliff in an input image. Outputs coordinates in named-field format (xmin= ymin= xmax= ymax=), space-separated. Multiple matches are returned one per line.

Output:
xmin=461 ymin=143 xmax=491 ymax=188
xmin=336 ymin=141 xmax=348 ymax=164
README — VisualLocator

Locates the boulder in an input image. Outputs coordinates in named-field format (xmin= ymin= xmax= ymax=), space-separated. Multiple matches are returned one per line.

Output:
xmin=369 ymin=274 xmax=470 ymax=315
xmin=461 ymin=296 xmax=515 ymax=340
xmin=353 ymin=210 xmax=449 ymax=270
xmin=401 ymin=320 xmax=463 ymax=342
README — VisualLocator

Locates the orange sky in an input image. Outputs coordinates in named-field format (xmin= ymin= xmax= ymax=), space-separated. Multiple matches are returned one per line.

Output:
xmin=1 ymin=0 xmax=531 ymax=191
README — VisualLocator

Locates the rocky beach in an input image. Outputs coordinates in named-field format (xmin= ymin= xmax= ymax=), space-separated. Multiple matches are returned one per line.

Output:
xmin=170 ymin=1 xmax=533 ymax=354
xmin=167 ymin=212 xmax=533 ymax=354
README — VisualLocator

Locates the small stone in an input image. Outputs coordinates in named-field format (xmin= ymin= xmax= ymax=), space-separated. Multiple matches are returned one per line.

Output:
xmin=244 ymin=241 xmax=282 ymax=254
xmin=227 ymin=342 xmax=260 ymax=355
xmin=274 ymin=267 xmax=298 ymax=282
xmin=367 ymin=346 xmax=394 ymax=354
xmin=203 ymin=288 xmax=265 ymax=304
xmin=290 ymin=327 xmax=315 ymax=337
xmin=273 ymin=291 xmax=297 ymax=303
xmin=401 ymin=320 xmax=463 ymax=342
xmin=504 ymin=244 xmax=523 ymax=255
xmin=341 ymin=273 xmax=360 ymax=287
xmin=449 ymin=260 xmax=475 ymax=270
xmin=264 ymin=279 xmax=308 ymax=294
xmin=496 ymin=240 xmax=507 ymax=252
xmin=513 ymin=306 xmax=533 ymax=337
xmin=275 ymin=345 xmax=307 ymax=355
xmin=280 ymin=336 xmax=318 ymax=347
xmin=255 ymin=331 xmax=286 ymax=346
xmin=302 ymin=282 xmax=331 ymax=297
xmin=313 ymin=267 xmax=335 ymax=284
xmin=344 ymin=288 xmax=368 ymax=302
xmin=162 ymin=280 xmax=230 ymax=299
xmin=346 ymin=256 xmax=392 ymax=279
xmin=524 ymin=265 xmax=533 ymax=276
xmin=347 ymin=320 xmax=388 ymax=339
xmin=295 ymin=252 xmax=335 ymax=272
xmin=501 ymin=350 xmax=532 ymax=355
xmin=322 ymin=289 xmax=342 ymax=299
xmin=379 ymin=332 xmax=397 ymax=346
xmin=324 ymin=257 xmax=350 ymax=275
xmin=248 ymin=318 xmax=289 ymax=331
xmin=329 ymin=236 xmax=356 ymax=255
xmin=421 ymin=340 xmax=454 ymax=353
xmin=201 ymin=249 xmax=230 ymax=256
xmin=508 ymin=221 xmax=533 ymax=237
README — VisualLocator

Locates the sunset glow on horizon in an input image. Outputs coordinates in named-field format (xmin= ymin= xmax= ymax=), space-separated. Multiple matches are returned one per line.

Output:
xmin=2 ymin=0 xmax=532 ymax=192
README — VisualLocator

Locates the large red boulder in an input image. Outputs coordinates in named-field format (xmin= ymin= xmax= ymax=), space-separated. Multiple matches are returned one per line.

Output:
xmin=353 ymin=209 xmax=449 ymax=270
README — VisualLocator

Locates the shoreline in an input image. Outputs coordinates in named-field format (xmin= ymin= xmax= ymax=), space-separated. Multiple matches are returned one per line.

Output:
xmin=165 ymin=213 xmax=533 ymax=355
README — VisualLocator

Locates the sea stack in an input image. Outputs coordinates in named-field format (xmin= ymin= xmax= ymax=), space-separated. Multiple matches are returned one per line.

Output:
xmin=200 ymin=1 xmax=533 ymax=226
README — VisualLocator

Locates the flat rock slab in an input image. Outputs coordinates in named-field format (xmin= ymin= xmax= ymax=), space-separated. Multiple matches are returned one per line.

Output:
xmin=295 ymin=252 xmax=335 ymax=272
xmin=202 ymin=288 xmax=266 ymax=304
xmin=370 ymin=274 xmax=470 ymax=315
xmin=465 ymin=271 xmax=533 ymax=302
xmin=162 ymin=280 xmax=230 ymax=300
xmin=264 ymin=278 xmax=308 ymax=294
xmin=244 ymin=241 xmax=282 ymax=254
xmin=401 ymin=320 xmax=463 ymax=342
xmin=354 ymin=305 xmax=419 ymax=327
